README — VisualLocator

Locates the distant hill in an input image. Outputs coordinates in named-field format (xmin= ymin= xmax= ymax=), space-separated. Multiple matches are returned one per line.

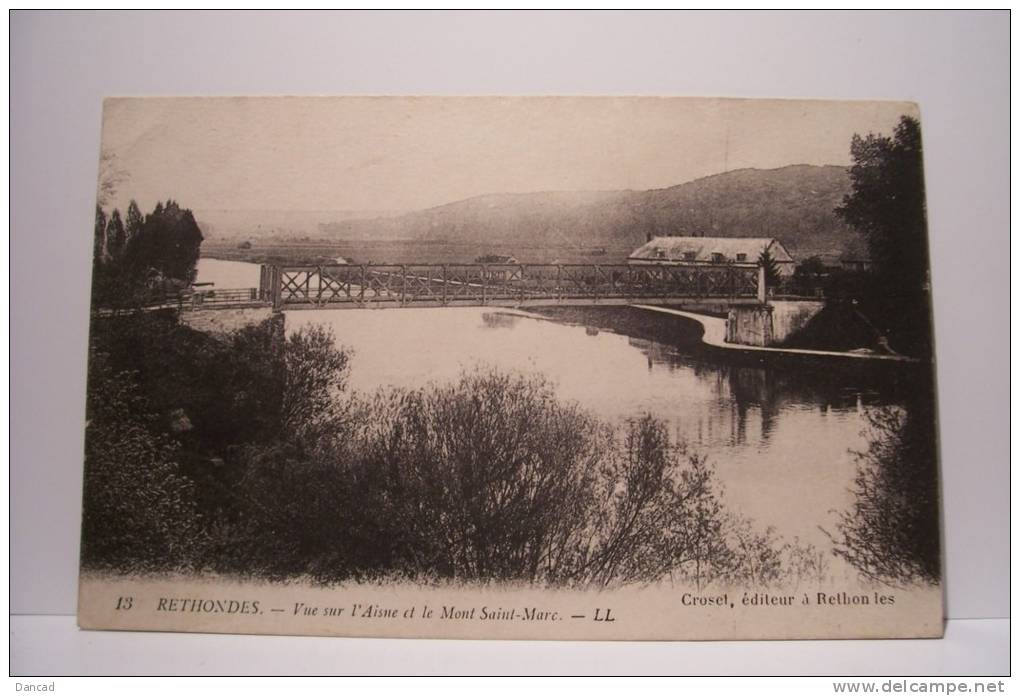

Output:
xmin=319 ymin=164 xmax=862 ymax=261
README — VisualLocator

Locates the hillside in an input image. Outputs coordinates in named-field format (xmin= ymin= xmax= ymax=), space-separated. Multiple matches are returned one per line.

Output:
xmin=320 ymin=165 xmax=862 ymax=260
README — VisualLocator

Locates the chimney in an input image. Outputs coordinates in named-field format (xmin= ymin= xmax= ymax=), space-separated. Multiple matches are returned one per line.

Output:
xmin=646 ymin=231 xmax=653 ymax=243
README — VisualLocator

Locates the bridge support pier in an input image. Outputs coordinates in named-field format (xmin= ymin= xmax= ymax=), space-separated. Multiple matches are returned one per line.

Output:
xmin=271 ymin=266 xmax=282 ymax=312
xmin=727 ymin=304 xmax=775 ymax=347
xmin=725 ymin=300 xmax=826 ymax=347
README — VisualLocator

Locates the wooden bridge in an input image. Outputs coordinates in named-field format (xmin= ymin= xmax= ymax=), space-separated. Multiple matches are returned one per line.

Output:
xmin=247 ymin=262 xmax=768 ymax=310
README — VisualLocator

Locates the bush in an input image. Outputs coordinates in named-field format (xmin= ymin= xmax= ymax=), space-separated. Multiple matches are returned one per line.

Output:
xmin=345 ymin=370 xmax=606 ymax=583
xmin=341 ymin=384 xmax=744 ymax=588
xmin=829 ymin=402 xmax=941 ymax=586
xmin=84 ymin=314 xmax=807 ymax=589
xmin=281 ymin=324 xmax=353 ymax=447
xmin=81 ymin=352 xmax=205 ymax=571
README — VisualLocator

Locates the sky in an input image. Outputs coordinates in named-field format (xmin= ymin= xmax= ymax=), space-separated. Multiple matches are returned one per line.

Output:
xmin=98 ymin=96 xmax=918 ymax=214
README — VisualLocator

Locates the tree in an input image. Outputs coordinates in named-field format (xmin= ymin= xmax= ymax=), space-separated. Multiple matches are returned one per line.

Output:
xmin=828 ymin=400 xmax=941 ymax=586
xmin=758 ymin=248 xmax=782 ymax=289
xmin=834 ymin=115 xmax=933 ymax=357
xmin=794 ymin=255 xmax=826 ymax=281
xmin=125 ymin=200 xmax=143 ymax=249
xmin=123 ymin=199 xmax=204 ymax=283
xmin=105 ymin=209 xmax=126 ymax=260
xmin=281 ymin=324 xmax=353 ymax=445
xmin=93 ymin=205 xmax=107 ymax=264
xmin=90 ymin=199 xmax=205 ymax=309
xmin=835 ymin=116 xmax=929 ymax=296
xmin=792 ymin=255 xmax=827 ymax=295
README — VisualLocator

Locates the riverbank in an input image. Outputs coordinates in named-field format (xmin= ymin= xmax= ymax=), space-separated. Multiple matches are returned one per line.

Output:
xmin=630 ymin=305 xmax=920 ymax=364
xmin=526 ymin=304 xmax=932 ymax=399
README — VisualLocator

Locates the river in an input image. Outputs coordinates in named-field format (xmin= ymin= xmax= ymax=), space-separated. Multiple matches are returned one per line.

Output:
xmin=196 ymin=258 xmax=899 ymax=555
xmin=195 ymin=258 xmax=263 ymax=289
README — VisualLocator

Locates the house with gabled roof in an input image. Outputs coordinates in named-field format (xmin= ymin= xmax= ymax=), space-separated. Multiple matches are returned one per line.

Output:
xmin=627 ymin=236 xmax=796 ymax=277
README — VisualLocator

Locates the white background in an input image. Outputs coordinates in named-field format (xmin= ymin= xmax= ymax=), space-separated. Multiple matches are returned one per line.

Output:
xmin=9 ymin=10 xmax=1009 ymax=675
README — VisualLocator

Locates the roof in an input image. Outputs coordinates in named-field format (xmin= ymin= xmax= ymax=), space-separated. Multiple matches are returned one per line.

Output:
xmin=628 ymin=236 xmax=795 ymax=264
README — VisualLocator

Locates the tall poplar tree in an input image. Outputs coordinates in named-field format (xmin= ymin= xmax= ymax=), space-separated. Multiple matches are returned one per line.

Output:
xmin=125 ymin=200 xmax=143 ymax=249
xmin=105 ymin=209 xmax=126 ymax=260
xmin=93 ymin=205 xmax=107 ymax=264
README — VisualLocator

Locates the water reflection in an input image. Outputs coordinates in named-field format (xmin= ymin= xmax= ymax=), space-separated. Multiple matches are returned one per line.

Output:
xmin=620 ymin=333 xmax=894 ymax=452
xmin=480 ymin=312 xmax=523 ymax=329
xmin=285 ymin=306 xmax=904 ymax=550
xmin=632 ymin=338 xmax=778 ymax=445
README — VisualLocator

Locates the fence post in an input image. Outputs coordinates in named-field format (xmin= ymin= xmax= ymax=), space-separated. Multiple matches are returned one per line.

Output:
xmin=556 ymin=265 xmax=563 ymax=302
xmin=272 ymin=266 xmax=282 ymax=311
xmin=442 ymin=265 xmax=448 ymax=306
xmin=757 ymin=264 xmax=767 ymax=304
xmin=481 ymin=264 xmax=487 ymax=305
xmin=519 ymin=265 xmax=526 ymax=304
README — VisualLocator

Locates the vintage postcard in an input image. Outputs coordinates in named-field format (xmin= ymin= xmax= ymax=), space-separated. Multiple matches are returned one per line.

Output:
xmin=78 ymin=96 xmax=943 ymax=640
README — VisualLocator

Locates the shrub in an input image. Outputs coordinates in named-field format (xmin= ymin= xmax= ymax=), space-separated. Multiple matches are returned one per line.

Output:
xmin=829 ymin=403 xmax=941 ymax=586
xmin=349 ymin=387 xmax=741 ymax=588
xmin=83 ymin=314 xmax=805 ymax=589
xmin=80 ymin=352 xmax=205 ymax=571
xmin=281 ymin=324 xmax=353 ymax=448
xmin=360 ymin=370 xmax=608 ymax=583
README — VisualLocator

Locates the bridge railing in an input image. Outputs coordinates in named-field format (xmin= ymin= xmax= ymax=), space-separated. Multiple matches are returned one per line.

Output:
xmin=263 ymin=262 xmax=764 ymax=309
xmin=181 ymin=287 xmax=262 ymax=310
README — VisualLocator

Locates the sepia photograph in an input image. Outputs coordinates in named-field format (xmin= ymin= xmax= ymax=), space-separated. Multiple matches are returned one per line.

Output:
xmin=77 ymin=95 xmax=943 ymax=640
